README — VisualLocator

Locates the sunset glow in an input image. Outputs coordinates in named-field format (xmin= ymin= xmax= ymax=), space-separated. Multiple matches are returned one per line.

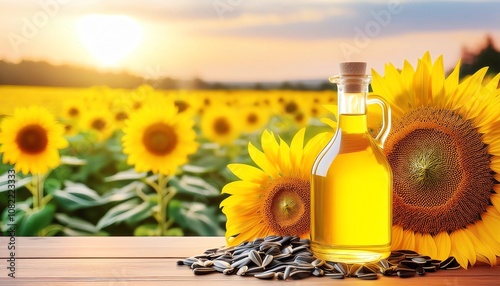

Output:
xmin=77 ymin=14 xmax=143 ymax=67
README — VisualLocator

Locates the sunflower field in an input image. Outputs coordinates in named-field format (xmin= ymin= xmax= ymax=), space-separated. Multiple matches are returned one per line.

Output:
xmin=0 ymin=84 xmax=335 ymax=237
xmin=2 ymin=52 xmax=500 ymax=269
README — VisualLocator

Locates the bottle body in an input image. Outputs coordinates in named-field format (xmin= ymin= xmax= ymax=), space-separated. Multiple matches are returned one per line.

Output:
xmin=310 ymin=67 xmax=393 ymax=263
xmin=311 ymin=114 xmax=392 ymax=263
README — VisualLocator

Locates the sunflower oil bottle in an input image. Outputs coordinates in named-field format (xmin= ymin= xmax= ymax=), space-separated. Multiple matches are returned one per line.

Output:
xmin=311 ymin=62 xmax=393 ymax=263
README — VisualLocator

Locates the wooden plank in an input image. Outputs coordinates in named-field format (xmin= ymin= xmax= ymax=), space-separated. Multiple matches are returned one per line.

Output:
xmin=0 ymin=258 xmax=498 ymax=285
xmin=0 ymin=237 xmax=226 ymax=258
xmin=0 ymin=237 xmax=499 ymax=285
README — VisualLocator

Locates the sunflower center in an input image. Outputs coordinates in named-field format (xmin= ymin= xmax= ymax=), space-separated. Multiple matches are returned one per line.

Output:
xmin=68 ymin=108 xmax=79 ymax=117
xmin=142 ymin=122 xmax=178 ymax=156
xmin=213 ymin=118 xmax=230 ymax=135
xmin=384 ymin=107 xmax=493 ymax=235
xmin=16 ymin=124 xmax=48 ymax=154
xmin=284 ymin=101 xmax=298 ymax=114
xmin=247 ymin=113 xmax=258 ymax=125
xmin=91 ymin=118 xmax=107 ymax=131
xmin=115 ymin=112 xmax=128 ymax=122
xmin=263 ymin=177 xmax=310 ymax=236
xmin=174 ymin=100 xmax=189 ymax=113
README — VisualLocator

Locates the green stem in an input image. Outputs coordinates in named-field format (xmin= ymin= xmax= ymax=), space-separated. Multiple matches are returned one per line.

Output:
xmin=148 ymin=174 xmax=176 ymax=236
xmin=32 ymin=174 xmax=45 ymax=211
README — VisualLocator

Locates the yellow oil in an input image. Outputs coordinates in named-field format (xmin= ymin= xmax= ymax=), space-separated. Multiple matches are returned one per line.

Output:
xmin=311 ymin=114 xmax=392 ymax=263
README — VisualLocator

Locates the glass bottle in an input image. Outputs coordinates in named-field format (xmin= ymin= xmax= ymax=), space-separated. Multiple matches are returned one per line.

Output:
xmin=310 ymin=62 xmax=393 ymax=263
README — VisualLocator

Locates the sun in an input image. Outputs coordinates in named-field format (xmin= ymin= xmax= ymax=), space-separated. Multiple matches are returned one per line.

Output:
xmin=76 ymin=14 xmax=143 ymax=67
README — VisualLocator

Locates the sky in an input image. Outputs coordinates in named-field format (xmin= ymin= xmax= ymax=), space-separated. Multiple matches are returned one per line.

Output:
xmin=1 ymin=0 xmax=500 ymax=83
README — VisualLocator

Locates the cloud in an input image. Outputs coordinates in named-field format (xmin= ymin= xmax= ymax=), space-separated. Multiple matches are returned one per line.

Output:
xmin=179 ymin=1 xmax=500 ymax=39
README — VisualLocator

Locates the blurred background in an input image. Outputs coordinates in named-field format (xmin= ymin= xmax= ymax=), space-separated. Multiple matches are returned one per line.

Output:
xmin=1 ymin=0 xmax=499 ymax=236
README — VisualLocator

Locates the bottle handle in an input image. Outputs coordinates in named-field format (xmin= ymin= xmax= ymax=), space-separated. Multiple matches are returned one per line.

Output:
xmin=366 ymin=94 xmax=391 ymax=148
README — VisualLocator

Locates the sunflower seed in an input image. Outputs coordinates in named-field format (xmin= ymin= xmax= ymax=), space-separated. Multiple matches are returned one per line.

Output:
xmin=396 ymin=267 xmax=416 ymax=278
xmin=179 ymin=236 xmax=460 ymax=281
xmin=193 ymin=267 xmax=217 ymax=275
xmin=289 ymin=270 xmax=311 ymax=280
xmin=248 ymin=250 xmax=263 ymax=267
xmin=325 ymin=272 xmax=345 ymax=279
xmin=213 ymin=260 xmax=231 ymax=270
xmin=262 ymin=255 xmax=273 ymax=269
xmin=334 ymin=262 xmax=348 ymax=276
xmin=312 ymin=268 xmax=324 ymax=277
xmin=283 ymin=265 xmax=294 ymax=280
xmin=357 ymin=273 xmax=378 ymax=280
xmin=236 ymin=265 xmax=248 ymax=276
xmin=440 ymin=256 xmax=461 ymax=269
xmin=231 ymin=257 xmax=250 ymax=269
xmin=254 ymin=272 xmax=274 ymax=279
xmin=311 ymin=258 xmax=325 ymax=267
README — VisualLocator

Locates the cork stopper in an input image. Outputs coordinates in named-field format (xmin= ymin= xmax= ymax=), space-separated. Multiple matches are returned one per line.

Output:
xmin=339 ymin=62 xmax=366 ymax=76
xmin=339 ymin=62 xmax=367 ymax=92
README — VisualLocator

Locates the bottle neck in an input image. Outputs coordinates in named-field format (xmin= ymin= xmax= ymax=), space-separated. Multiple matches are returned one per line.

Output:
xmin=333 ymin=75 xmax=371 ymax=133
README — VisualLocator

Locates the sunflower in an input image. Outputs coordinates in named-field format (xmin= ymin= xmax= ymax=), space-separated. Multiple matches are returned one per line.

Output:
xmin=79 ymin=107 xmax=115 ymax=140
xmin=0 ymin=106 xmax=68 ymax=175
xmin=200 ymin=105 xmax=242 ymax=145
xmin=220 ymin=128 xmax=331 ymax=246
xmin=371 ymin=52 xmax=500 ymax=268
xmin=240 ymin=106 xmax=270 ymax=134
xmin=122 ymin=99 xmax=198 ymax=175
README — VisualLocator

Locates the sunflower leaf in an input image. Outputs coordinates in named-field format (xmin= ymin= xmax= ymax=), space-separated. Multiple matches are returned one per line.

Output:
xmin=55 ymin=213 xmax=100 ymax=234
xmin=96 ymin=199 xmax=154 ymax=230
xmin=0 ymin=171 xmax=31 ymax=193
xmin=104 ymin=168 xmax=147 ymax=182
xmin=168 ymin=200 xmax=225 ymax=236
xmin=170 ymin=175 xmax=220 ymax=197
xmin=18 ymin=204 xmax=56 ymax=236
xmin=53 ymin=182 xmax=103 ymax=210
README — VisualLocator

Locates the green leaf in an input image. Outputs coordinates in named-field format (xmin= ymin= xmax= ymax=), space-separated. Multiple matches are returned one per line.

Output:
xmin=61 ymin=228 xmax=108 ymax=236
xmin=53 ymin=182 xmax=102 ymax=211
xmin=104 ymin=168 xmax=147 ymax=182
xmin=0 ymin=198 xmax=31 ymax=233
xmin=55 ymin=213 xmax=100 ymax=233
xmin=134 ymin=223 xmax=159 ymax=236
xmin=100 ymin=181 xmax=146 ymax=204
xmin=18 ymin=204 xmax=56 ymax=236
xmin=97 ymin=199 xmax=154 ymax=230
xmin=0 ymin=172 xmax=31 ymax=193
xmin=60 ymin=156 xmax=87 ymax=165
xmin=124 ymin=199 xmax=155 ymax=225
xmin=166 ymin=227 xmax=184 ymax=236
xmin=170 ymin=175 xmax=220 ymax=197
xmin=44 ymin=178 xmax=62 ymax=196
xmin=168 ymin=200 xmax=225 ymax=236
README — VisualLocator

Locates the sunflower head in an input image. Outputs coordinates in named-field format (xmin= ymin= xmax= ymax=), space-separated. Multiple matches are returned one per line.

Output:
xmin=372 ymin=52 xmax=500 ymax=268
xmin=79 ymin=107 xmax=115 ymax=141
xmin=200 ymin=105 xmax=242 ymax=145
xmin=122 ymin=99 xmax=198 ymax=175
xmin=220 ymin=128 xmax=331 ymax=246
xmin=0 ymin=106 xmax=68 ymax=175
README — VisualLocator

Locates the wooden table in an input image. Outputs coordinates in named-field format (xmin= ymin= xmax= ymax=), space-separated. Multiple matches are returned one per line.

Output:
xmin=0 ymin=237 xmax=499 ymax=285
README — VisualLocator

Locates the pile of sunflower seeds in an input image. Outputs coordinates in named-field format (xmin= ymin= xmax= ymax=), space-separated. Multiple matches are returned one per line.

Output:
xmin=176 ymin=235 xmax=460 ymax=281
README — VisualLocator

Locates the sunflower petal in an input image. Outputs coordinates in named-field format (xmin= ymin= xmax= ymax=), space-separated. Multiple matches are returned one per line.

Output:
xmin=248 ymin=143 xmax=279 ymax=178
xmin=261 ymin=130 xmax=280 ymax=166
xmin=227 ymin=163 xmax=268 ymax=183
xmin=482 ymin=208 xmax=500 ymax=244
xmin=290 ymin=128 xmax=305 ymax=172
xmin=391 ymin=225 xmax=404 ymax=250
xmin=277 ymin=137 xmax=292 ymax=176
xmin=464 ymin=225 xmax=498 ymax=266
xmin=400 ymin=229 xmax=415 ymax=250
xmin=434 ymin=231 xmax=452 ymax=261
xmin=415 ymin=233 xmax=438 ymax=258
xmin=450 ymin=229 xmax=476 ymax=269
